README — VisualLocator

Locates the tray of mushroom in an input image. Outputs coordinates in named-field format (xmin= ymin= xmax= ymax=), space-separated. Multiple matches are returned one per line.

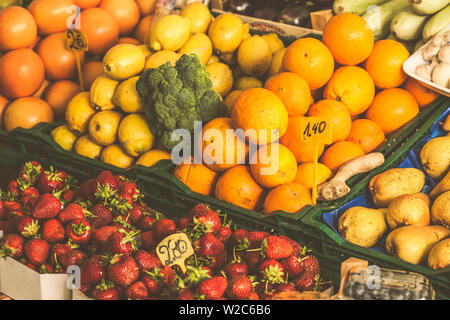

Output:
xmin=403 ymin=26 xmax=450 ymax=97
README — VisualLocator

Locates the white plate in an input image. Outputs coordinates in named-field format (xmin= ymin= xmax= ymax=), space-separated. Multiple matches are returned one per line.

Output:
xmin=403 ymin=25 xmax=450 ymax=98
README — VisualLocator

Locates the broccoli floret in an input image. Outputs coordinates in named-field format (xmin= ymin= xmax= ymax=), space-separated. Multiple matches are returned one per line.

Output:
xmin=137 ymin=53 xmax=228 ymax=151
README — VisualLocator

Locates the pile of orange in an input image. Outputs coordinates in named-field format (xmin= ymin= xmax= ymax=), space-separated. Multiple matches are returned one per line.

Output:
xmin=0 ymin=0 xmax=156 ymax=131
xmin=174 ymin=12 xmax=440 ymax=216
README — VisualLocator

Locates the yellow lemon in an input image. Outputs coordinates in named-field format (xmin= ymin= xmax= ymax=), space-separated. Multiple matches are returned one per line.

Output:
xmin=51 ymin=125 xmax=77 ymax=151
xmin=137 ymin=44 xmax=152 ymax=58
xmin=237 ymin=35 xmax=272 ymax=77
xmin=224 ymin=90 xmax=243 ymax=112
xmin=101 ymin=144 xmax=135 ymax=169
xmin=180 ymin=1 xmax=212 ymax=34
xmin=65 ymin=92 xmax=96 ymax=134
xmin=103 ymin=44 xmax=146 ymax=80
xmin=207 ymin=54 xmax=220 ymax=65
xmin=136 ymin=149 xmax=171 ymax=167
xmin=88 ymin=110 xmax=123 ymax=146
xmin=261 ymin=33 xmax=285 ymax=55
xmin=118 ymin=113 xmax=154 ymax=157
xmin=234 ymin=77 xmax=263 ymax=91
xmin=268 ymin=48 xmax=286 ymax=77
xmin=113 ymin=76 xmax=144 ymax=113
xmin=178 ymin=33 xmax=213 ymax=65
xmin=145 ymin=50 xmax=180 ymax=69
xmin=74 ymin=134 xmax=103 ymax=159
xmin=206 ymin=62 xmax=233 ymax=98
xmin=208 ymin=13 xmax=245 ymax=53
xmin=90 ymin=75 xmax=119 ymax=111
xmin=219 ymin=51 xmax=237 ymax=67
xmin=148 ymin=14 xmax=191 ymax=52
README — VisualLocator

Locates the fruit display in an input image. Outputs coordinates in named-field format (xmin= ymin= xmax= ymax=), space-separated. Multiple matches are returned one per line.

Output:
xmin=0 ymin=161 xmax=330 ymax=300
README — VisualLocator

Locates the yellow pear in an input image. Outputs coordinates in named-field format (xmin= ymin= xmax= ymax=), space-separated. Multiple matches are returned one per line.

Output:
xmin=74 ymin=134 xmax=103 ymax=159
xmin=113 ymin=77 xmax=144 ymax=114
xmin=136 ymin=149 xmax=171 ymax=167
xmin=88 ymin=111 xmax=123 ymax=146
xmin=51 ymin=125 xmax=77 ymax=151
xmin=118 ymin=114 xmax=154 ymax=157
xmin=101 ymin=144 xmax=135 ymax=169
xmin=90 ymin=75 xmax=119 ymax=111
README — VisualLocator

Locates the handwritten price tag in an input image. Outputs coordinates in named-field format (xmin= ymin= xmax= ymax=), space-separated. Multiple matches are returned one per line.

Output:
xmin=300 ymin=117 xmax=332 ymax=144
xmin=64 ymin=29 xmax=88 ymax=52
xmin=156 ymin=232 xmax=194 ymax=273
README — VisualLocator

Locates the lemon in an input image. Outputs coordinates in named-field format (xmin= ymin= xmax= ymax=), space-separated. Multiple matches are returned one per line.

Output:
xmin=233 ymin=65 xmax=245 ymax=78
xmin=103 ymin=44 xmax=146 ymax=81
xmin=178 ymin=33 xmax=212 ymax=65
xmin=145 ymin=50 xmax=180 ymax=69
xmin=74 ymin=134 xmax=103 ymax=159
xmin=208 ymin=13 xmax=245 ymax=53
xmin=206 ymin=62 xmax=233 ymax=98
xmin=207 ymin=54 xmax=219 ymax=65
xmin=180 ymin=1 xmax=212 ymax=34
xmin=237 ymin=35 xmax=272 ymax=77
xmin=137 ymin=44 xmax=152 ymax=58
xmin=224 ymin=90 xmax=243 ymax=112
xmin=234 ymin=77 xmax=263 ymax=91
xmin=219 ymin=51 xmax=237 ymax=67
xmin=65 ymin=92 xmax=96 ymax=134
xmin=51 ymin=125 xmax=77 ymax=151
xmin=113 ymin=76 xmax=144 ymax=114
xmin=136 ymin=149 xmax=171 ymax=167
xmin=148 ymin=14 xmax=191 ymax=52
xmin=118 ymin=114 xmax=154 ymax=157
xmin=268 ymin=48 xmax=286 ymax=77
xmin=101 ymin=144 xmax=135 ymax=169
xmin=261 ymin=33 xmax=285 ymax=55
xmin=90 ymin=75 xmax=119 ymax=111
xmin=88 ymin=110 xmax=123 ymax=146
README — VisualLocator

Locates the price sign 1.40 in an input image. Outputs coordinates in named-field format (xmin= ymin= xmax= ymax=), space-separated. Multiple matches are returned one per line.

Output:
xmin=300 ymin=116 xmax=332 ymax=145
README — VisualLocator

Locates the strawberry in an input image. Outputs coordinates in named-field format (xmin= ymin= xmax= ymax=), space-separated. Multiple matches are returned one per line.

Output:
xmin=90 ymin=280 xmax=120 ymax=300
xmin=262 ymin=235 xmax=294 ymax=260
xmin=195 ymin=233 xmax=225 ymax=257
xmin=246 ymin=231 xmax=269 ymax=248
xmin=279 ymin=235 xmax=302 ymax=256
xmin=248 ymin=291 xmax=259 ymax=300
xmin=141 ymin=230 xmax=156 ymax=250
xmin=217 ymin=225 xmax=232 ymax=244
xmin=16 ymin=216 xmax=40 ymax=238
xmin=230 ymin=229 xmax=249 ymax=247
xmin=39 ymin=263 xmax=54 ymax=274
xmin=124 ymin=281 xmax=148 ymax=300
xmin=37 ymin=167 xmax=67 ymax=193
xmin=227 ymin=275 xmax=253 ymax=300
xmin=281 ymin=254 xmax=304 ymax=278
xmin=66 ymin=219 xmax=92 ymax=245
xmin=142 ymin=275 xmax=161 ymax=296
xmin=42 ymin=219 xmax=66 ymax=243
xmin=243 ymin=251 xmax=263 ymax=274
xmin=153 ymin=218 xmax=177 ymax=240
xmin=276 ymin=283 xmax=296 ymax=293
xmin=92 ymin=225 xmax=118 ymax=248
xmin=187 ymin=204 xmax=209 ymax=220
xmin=18 ymin=161 xmax=43 ymax=184
xmin=198 ymin=276 xmax=228 ymax=300
xmin=259 ymin=259 xmax=285 ymax=285
xmin=183 ymin=266 xmax=212 ymax=287
xmin=4 ymin=198 xmax=21 ymax=214
xmin=21 ymin=196 xmax=38 ymax=215
xmin=191 ymin=207 xmax=221 ymax=234
xmin=105 ymin=230 xmax=139 ymax=256
xmin=301 ymin=255 xmax=320 ymax=276
xmin=176 ymin=217 xmax=190 ymax=230
xmin=7 ymin=180 xmax=19 ymax=196
xmin=137 ymin=214 xmax=157 ymax=231
xmin=293 ymin=271 xmax=317 ymax=291
xmin=118 ymin=181 xmax=139 ymax=200
xmin=224 ymin=261 xmax=248 ymax=278
xmin=0 ymin=234 xmax=24 ymax=258
xmin=107 ymin=255 xmax=140 ymax=287
xmin=134 ymin=250 xmax=160 ymax=271
xmin=61 ymin=189 xmax=77 ymax=204
xmin=128 ymin=204 xmax=143 ymax=224
xmin=20 ymin=186 xmax=39 ymax=199
xmin=0 ymin=200 xmax=5 ymax=220
xmin=33 ymin=193 xmax=61 ymax=219
xmin=78 ymin=179 xmax=96 ymax=202
xmin=96 ymin=171 xmax=118 ymax=190
xmin=206 ymin=253 xmax=225 ymax=271
xmin=89 ymin=204 xmax=112 ymax=228
xmin=59 ymin=249 xmax=85 ymax=268
xmin=178 ymin=288 xmax=194 ymax=300
xmin=58 ymin=203 xmax=85 ymax=225
xmin=50 ymin=243 xmax=72 ymax=265
xmin=24 ymin=239 xmax=50 ymax=266
xmin=144 ymin=265 xmax=175 ymax=288
xmin=80 ymin=254 xmax=106 ymax=285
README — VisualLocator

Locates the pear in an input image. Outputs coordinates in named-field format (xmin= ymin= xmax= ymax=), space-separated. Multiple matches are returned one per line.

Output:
xmin=420 ymin=136 xmax=450 ymax=180
xmin=88 ymin=111 xmax=123 ymax=146
xmin=430 ymin=169 xmax=450 ymax=199
xmin=428 ymin=238 xmax=450 ymax=270
xmin=386 ymin=225 xmax=450 ymax=265
xmin=431 ymin=191 xmax=450 ymax=228
xmin=386 ymin=193 xmax=430 ymax=230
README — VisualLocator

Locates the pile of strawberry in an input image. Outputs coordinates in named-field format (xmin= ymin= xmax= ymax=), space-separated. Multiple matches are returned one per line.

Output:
xmin=0 ymin=161 xmax=327 ymax=300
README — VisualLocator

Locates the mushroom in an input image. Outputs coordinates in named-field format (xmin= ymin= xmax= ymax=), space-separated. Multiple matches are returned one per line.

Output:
xmin=438 ymin=45 xmax=450 ymax=64
xmin=422 ymin=44 xmax=441 ymax=61
xmin=431 ymin=62 xmax=450 ymax=88
xmin=416 ymin=62 xmax=434 ymax=81
xmin=431 ymin=35 xmax=445 ymax=47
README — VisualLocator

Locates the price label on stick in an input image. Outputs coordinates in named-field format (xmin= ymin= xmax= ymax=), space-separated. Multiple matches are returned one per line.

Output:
xmin=300 ymin=117 xmax=333 ymax=205
xmin=156 ymin=232 xmax=194 ymax=273
xmin=64 ymin=29 xmax=88 ymax=91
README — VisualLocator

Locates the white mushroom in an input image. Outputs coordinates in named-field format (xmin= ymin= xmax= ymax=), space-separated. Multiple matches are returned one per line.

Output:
xmin=431 ymin=35 xmax=445 ymax=47
xmin=416 ymin=62 xmax=433 ymax=81
xmin=422 ymin=44 xmax=441 ymax=61
xmin=431 ymin=62 xmax=450 ymax=88
xmin=438 ymin=45 xmax=450 ymax=64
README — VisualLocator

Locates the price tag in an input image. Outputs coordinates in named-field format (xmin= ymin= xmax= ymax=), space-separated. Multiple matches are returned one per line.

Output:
xmin=156 ymin=232 xmax=194 ymax=273
xmin=64 ymin=29 xmax=88 ymax=91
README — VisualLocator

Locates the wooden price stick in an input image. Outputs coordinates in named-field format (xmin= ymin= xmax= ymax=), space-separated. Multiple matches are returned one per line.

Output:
xmin=300 ymin=117 xmax=332 ymax=204
xmin=63 ymin=29 xmax=88 ymax=91
xmin=156 ymin=232 xmax=194 ymax=273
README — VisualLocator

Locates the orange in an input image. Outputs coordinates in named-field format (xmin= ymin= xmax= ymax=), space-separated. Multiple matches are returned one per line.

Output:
xmin=224 ymin=90 xmax=243 ymax=112
xmin=294 ymin=162 xmax=333 ymax=190
xmin=308 ymin=99 xmax=352 ymax=143
xmin=4 ymin=97 xmax=54 ymax=132
xmin=230 ymin=88 xmax=288 ymax=146
xmin=0 ymin=48 xmax=45 ymax=99
xmin=282 ymin=37 xmax=334 ymax=90
xmin=264 ymin=72 xmax=311 ymax=117
xmin=100 ymin=0 xmax=141 ymax=36
xmin=118 ymin=37 xmax=141 ymax=45
xmin=74 ymin=0 xmax=101 ymax=8
xmin=43 ymin=80 xmax=80 ymax=119
xmin=173 ymin=158 xmax=220 ymax=196
xmin=37 ymin=32 xmax=85 ymax=81
xmin=365 ymin=39 xmax=410 ymax=89
xmin=264 ymin=182 xmax=312 ymax=214
xmin=323 ymin=66 xmax=375 ymax=116
xmin=347 ymin=119 xmax=385 ymax=153
xmin=404 ymin=77 xmax=439 ymax=108
xmin=0 ymin=93 xmax=10 ymax=129
xmin=198 ymin=117 xmax=248 ymax=172
xmin=323 ymin=13 xmax=374 ymax=66
xmin=135 ymin=15 xmax=153 ymax=44
xmin=249 ymin=143 xmax=298 ymax=189
xmin=280 ymin=116 xmax=325 ymax=163
xmin=82 ymin=60 xmax=104 ymax=90
xmin=0 ymin=6 xmax=37 ymax=52
xmin=215 ymin=165 xmax=265 ymax=211
xmin=366 ymin=88 xmax=419 ymax=134
xmin=136 ymin=0 xmax=157 ymax=16
xmin=80 ymin=8 xmax=120 ymax=56
xmin=321 ymin=141 xmax=365 ymax=173
xmin=28 ymin=0 xmax=75 ymax=35
xmin=32 ymin=78 xmax=50 ymax=99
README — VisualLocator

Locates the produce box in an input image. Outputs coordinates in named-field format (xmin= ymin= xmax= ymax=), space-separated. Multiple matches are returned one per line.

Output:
xmin=300 ymin=106 xmax=450 ymax=300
